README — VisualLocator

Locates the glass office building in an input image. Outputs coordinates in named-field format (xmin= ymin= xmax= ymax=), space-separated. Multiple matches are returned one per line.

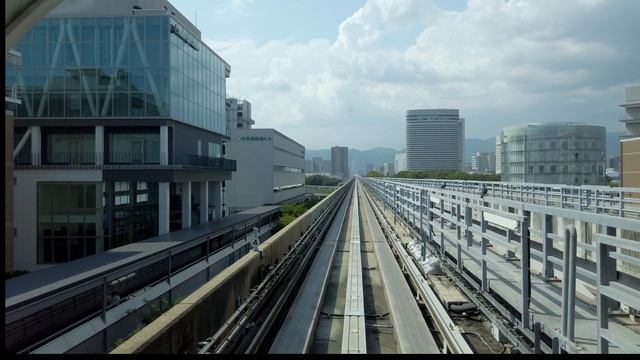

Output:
xmin=8 ymin=15 xmax=228 ymax=135
xmin=498 ymin=123 xmax=606 ymax=185
xmin=7 ymin=0 xmax=235 ymax=270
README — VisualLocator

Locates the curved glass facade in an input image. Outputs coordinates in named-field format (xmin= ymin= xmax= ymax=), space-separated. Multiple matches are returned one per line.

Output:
xmin=500 ymin=123 xmax=606 ymax=185
xmin=7 ymin=15 xmax=228 ymax=136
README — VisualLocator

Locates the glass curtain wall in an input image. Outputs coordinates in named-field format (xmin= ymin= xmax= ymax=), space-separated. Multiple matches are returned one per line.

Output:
xmin=103 ymin=181 xmax=158 ymax=250
xmin=8 ymin=15 xmax=228 ymax=135
xmin=109 ymin=132 xmax=160 ymax=164
xmin=37 ymin=182 xmax=101 ymax=263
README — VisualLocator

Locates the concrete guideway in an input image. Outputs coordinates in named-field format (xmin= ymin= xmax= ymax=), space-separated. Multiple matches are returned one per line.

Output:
xmin=359 ymin=182 xmax=441 ymax=353
xmin=341 ymin=184 xmax=367 ymax=354
xmin=268 ymin=185 xmax=353 ymax=353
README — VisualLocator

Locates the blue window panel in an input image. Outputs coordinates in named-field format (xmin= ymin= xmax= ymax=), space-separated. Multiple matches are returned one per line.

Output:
xmin=81 ymin=18 xmax=96 ymax=43
xmin=129 ymin=42 xmax=143 ymax=67
xmin=67 ymin=18 xmax=81 ymax=41
xmin=81 ymin=42 xmax=96 ymax=66
xmin=33 ymin=21 xmax=48 ymax=42
xmin=64 ymin=42 xmax=79 ymax=67
xmin=65 ymin=69 xmax=81 ymax=92
xmin=65 ymin=92 xmax=81 ymax=117
xmin=97 ymin=17 xmax=113 ymax=42
xmin=145 ymin=17 xmax=162 ymax=41
xmin=113 ymin=92 xmax=130 ymax=117
xmin=49 ymin=92 xmax=64 ymax=117
xmin=144 ymin=42 xmax=161 ymax=67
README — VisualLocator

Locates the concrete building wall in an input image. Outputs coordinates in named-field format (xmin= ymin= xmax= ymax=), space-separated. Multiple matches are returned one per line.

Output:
xmin=272 ymin=131 xmax=305 ymax=203
xmin=226 ymin=128 xmax=305 ymax=212
xmin=621 ymin=137 xmax=640 ymax=188
xmin=13 ymin=169 xmax=103 ymax=271
xmin=225 ymin=130 xmax=273 ymax=213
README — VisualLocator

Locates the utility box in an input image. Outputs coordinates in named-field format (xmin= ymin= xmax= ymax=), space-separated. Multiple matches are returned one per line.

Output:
xmin=491 ymin=323 xmax=508 ymax=343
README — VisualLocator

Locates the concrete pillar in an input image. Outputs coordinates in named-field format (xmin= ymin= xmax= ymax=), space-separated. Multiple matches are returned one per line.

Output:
xmin=181 ymin=182 xmax=191 ymax=229
xmin=31 ymin=126 xmax=41 ymax=166
xmin=158 ymin=182 xmax=170 ymax=235
xmin=5 ymin=112 xmax=14 ymax=272
xmin=95 ymin=125 xmax=104 ymax=165
xmin=200 ymin=181 xmax=209 ymax=224
xmin=95 ymin=182 xmax=104 ymax=253
xmin=212 ymin=181 xmax=222 ymax=220
xmin=160 ymin=125 xmax=168 ymax=165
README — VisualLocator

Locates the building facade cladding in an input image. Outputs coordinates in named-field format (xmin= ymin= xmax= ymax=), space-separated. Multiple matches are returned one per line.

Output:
xmin=394 ymin=152 xmax=407 ymax=173
xmin=620 ymin=86 xmax=640 ymax=188
xmin=331 ymin=146 xmax=348 ymax=179
xmin=498 ymin=123 xmax=606 ymax=185
xmin=471 ymin=152 xmax=496 ymax=173
xmin=6 ymin=0 xmax=232 ymax=270
xmin=405 ymin=109 xmax=464 ymax=171
xmin=225 ymin=128 xmax=305 ymax=214
xmin=383 ymin=162 xmax=395 ymax=176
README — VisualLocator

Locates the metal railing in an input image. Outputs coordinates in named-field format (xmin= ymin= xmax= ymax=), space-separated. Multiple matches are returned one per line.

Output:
xmin=383 ymin=177 xmax=640 ymax=220
xmin=362 ymin=177 xmax=640 ymax=354
xmin=14 ymin=152 xmax=236 ymax=172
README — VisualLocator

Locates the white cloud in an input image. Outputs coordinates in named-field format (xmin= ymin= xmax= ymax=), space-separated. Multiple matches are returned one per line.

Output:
xmin=205 ymin=0 xmax=640 ymax=150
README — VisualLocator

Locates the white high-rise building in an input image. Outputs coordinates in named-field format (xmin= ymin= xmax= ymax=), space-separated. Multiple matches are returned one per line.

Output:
xmin=405 ymin=109 xmax=464 ymax=171
xmin=471 ymin=152 xmax=496 ymax=173
xmin=395 ymin=152 xmax=407 ymax=173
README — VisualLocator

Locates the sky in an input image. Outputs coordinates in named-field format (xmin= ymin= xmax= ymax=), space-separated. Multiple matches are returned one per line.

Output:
xmin=172 ymin=0 xmax=640 ymax=150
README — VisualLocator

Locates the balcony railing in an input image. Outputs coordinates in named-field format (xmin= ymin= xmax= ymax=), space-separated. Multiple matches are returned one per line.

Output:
xmin=14 ymin=152 xmax=236 ymax=172
xmin=175 ymin=154 xmax=236 ymax=171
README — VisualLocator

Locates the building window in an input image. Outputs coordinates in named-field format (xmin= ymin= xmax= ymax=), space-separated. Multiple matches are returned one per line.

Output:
xmin=109 ymin=132 xmax=159 ymax=164
xmin=550 ymin=165 xmax=556 ymax=174
xmin=47 ymin=133 xmax=95 ymax=164
xmin=37 ymin=182 xmax=100 ymax=264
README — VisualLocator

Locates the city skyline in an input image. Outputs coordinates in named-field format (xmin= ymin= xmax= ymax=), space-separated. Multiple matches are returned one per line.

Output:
xmin=173 ymin=0 xmax=640 ymax=150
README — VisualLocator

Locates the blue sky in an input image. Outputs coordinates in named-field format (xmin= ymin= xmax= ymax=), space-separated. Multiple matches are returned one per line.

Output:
xmin=171 ymin=0 xmax=638 ymax=150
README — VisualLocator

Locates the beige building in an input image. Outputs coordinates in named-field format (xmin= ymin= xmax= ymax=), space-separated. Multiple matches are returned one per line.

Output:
xmin=620 ymin=86 xmax=640 ymax=188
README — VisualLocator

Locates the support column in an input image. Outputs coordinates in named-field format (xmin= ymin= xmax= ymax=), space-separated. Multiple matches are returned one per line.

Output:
xmin=181 ymin=182 xmax=191 ymax=229
xmin=212 ymin=181 xmax=222 ymax=220
xmin=160 ymin=125 xmax=168 ymax=165
xmin=521 ymin=213 xmax=531 ymax=330
xmin=95 ymin=125 xmax=104 ymax=166
xmin=200 ymin=181 xmax=209 ymax=224
xmin=158 ymin=182 xmax=170 ymax=235
xmin=420 ymin=190 xmax=426 ymax=260
xmin=31 ymin=126 xmax=41 ymax=166
xmin=597 ymin=241 xmax=611 ymax=353
xmin=542 ymin=213 xmax=554 ymax=279
xmin=481 ymin=210 xmax=488 ymax=293
xmin=561 ymin=225 xmax=577 ymax=340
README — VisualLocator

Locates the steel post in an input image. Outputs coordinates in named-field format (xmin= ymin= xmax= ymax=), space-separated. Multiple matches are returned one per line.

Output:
xmin=521 ymin=214 xmax=531 ymax=330
xmin=420 ymin=190 xmax=426 ymax=261
xmin=597 ymin=241 xmax=611 ymax=353
xmin=561 ymin=225 xmax=577 ymax=340
xmin=534 ymin=322 xmax=541 ymax=353
xmin=542 ymin=214 xmax=554 ymax=279
xmin=465 ymin=204 xmax=473 ymax=248
xmin=481 ymin=210 xmax=488 ymax=293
